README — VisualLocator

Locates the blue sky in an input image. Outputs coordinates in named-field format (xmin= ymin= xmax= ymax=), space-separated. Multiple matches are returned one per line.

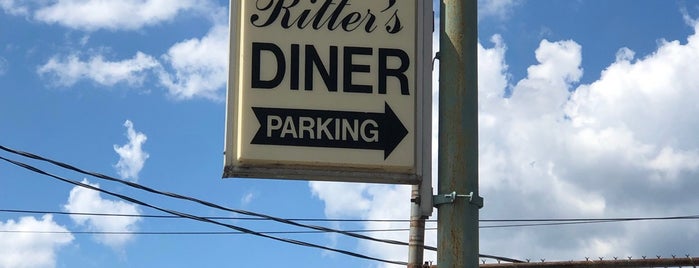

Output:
xmin=2 ymin=0 xmax=699 ymax=267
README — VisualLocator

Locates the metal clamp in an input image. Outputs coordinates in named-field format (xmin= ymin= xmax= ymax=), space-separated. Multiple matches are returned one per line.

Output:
xmin=433 ymin=191 xmax=484 ymax=208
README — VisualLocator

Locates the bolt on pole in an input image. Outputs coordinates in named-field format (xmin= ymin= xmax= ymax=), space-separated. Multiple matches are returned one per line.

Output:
xmin=437 ymin=0 xmax=480 ymax=267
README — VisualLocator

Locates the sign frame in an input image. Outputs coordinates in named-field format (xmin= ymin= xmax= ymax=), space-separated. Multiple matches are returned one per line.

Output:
xmin=223 ymin=0 xmax=432 ymax=185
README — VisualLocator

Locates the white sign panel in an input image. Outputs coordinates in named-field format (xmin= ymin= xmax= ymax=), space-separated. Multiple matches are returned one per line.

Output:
xmin=224 ymin=0 xmax=431 ymax=184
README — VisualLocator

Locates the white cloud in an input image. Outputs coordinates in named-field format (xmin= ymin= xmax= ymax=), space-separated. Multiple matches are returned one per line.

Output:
xmin=615 ymin=47 xmax=635 ymax=62
xmin=240 ymin=191 xmax=255 ymax=207
xmin=64 ymin=179 xmax=141 ymax=249
xmin=158 ymin=24 xmax=229 ymax=100
xmin=33 ymin=0 xmax=210 ymax=31
xmin=647 ymin=147 xmax=699 ymax=182
xmin=482 ymin=22 xmax=699 ymax=261
xmin=37 ymin=52 xmax=160 ymax=87
xmin=0 ymin=0 xmax=28 ymax=16
xmin=478 ymin=35 xmax=510 ymax=102
xmin=312 ymin=21 xmax=699 ymax=266
xmin=309 ymin=182 xmax=373 ymax=218
xmin=357 ymin=185 xmax=421 ymax=267
xmin=29 ymin=0 xmax=228 ymax=100
xmin=0 ymin=57 xmax=8 ymax=76
xmin=475 ymin=23 xmax=699 ymax=260
xmin=681 ymin=6 xmax=698 ymax=27
xmin=0 ymin=215 xmax=73 ymax=268
xmin=36 ymin=22 xmax=227 ymax=100
xmin=309 ymin=182 xmax=428 ymax=266
xmin=114 ymin=120 xmax=149 ymax=181
xmin=11 ymin=1 xmax=228 ymax=100
xmin=478 ymin=0 xmax=522 ymax=20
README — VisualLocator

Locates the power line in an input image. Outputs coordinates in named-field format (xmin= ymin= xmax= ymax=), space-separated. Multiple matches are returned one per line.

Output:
xmin=480 ymin=215 xmax=699 ymax=223
xmin=0 ymin=228 xmax=425 ymax=236
xmin=0 ymin=145 xmax=524 ymax=264
xmin=480 ymin=220 xmax=617 ymax=229
xmin=0 ymin=208 xmax=652 ymax=230
xmin=4 ymin=208 xmax=698 ymax=226
xmin=0 ymin=208 xmax=413 ymax=222
xmin=0 ymin=227 xmax=533 ymax=264
xmin=0 ymin=228 xmax=525 ymax=264
xmin=0 ymin=145 xmax=425 ymax=250
xmin=0 ymin=155 xmax=407 ymax=266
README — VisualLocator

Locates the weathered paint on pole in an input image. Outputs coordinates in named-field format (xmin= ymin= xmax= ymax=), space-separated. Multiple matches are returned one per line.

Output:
xmin=437 ymin=0 xmax=480 ymax=267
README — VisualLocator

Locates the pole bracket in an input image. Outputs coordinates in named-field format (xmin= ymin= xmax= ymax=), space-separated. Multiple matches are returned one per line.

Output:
xmin=433 ymin=191 xmax=483 ymax=208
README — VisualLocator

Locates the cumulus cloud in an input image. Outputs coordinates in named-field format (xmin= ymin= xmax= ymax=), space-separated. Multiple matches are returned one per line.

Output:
xmin=158 ymin=24 xmax=229 ymax=100
xmin=3 ymin=0 xmax=219 ymax=31
xmin=357 ymin=185 xmax=421 ymax=265
xmin=309 ymin=182 xmax=420 ymax=264
xmin=26 ymin=0 xmax=228 ymax=100
xmin=33 ymin=0 xmax=210 ymax=31
xmin=37 ymin=22 xmax=228 ymax=100
xmin=37 ymin=52 xmax=160 ymax=87
xmin=474 ymin=22 xmax=699 ymax=261
xmin=0 ymin=215 xmax=73 ymax=268
xmin=113 ymin=120 xmax=149 ymax=181
xmin=478 ymin=0 xmax=522 ymax=20
xmin=64 ymin=179 xmax=141 ymax=249
xmin=0 ymin=0 xmax=28 ymax=16
xmin=311 ymin=20 xmax=699 ymax=267
xmin=14 ymin=0 xmax=228 ymax=100
xmin=310 ymin=182 xmax=373 ymax=218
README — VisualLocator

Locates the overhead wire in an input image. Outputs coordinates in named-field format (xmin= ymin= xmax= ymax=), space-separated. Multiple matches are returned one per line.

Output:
xmin=6 ymin=143 xmax=698 ymax=264
xmin=4 ymin=208 xmax=698 ymax=226
xmin=0 ymin=208 xmax=413 ymax=222
xmin=481 ymin=215 xmax=699 ymax=223
xmin=0 ymin=155 xmax=407 ymax=266
xmin=0 ymin=145 xmax=423 ymax=250
xmin=0 ymin=145 xmax=526 ymax=264
xmin=5 ymin=145 xmax=699 ymax=264
xmin=5 ymin=208 xmax=666 ymax=231
xmin=0 ymin=228 xmax=424 ymax=236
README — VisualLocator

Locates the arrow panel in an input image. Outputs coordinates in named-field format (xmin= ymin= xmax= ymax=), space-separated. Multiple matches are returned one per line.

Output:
xmin=251 ymin=102 xmax=407 ymax=159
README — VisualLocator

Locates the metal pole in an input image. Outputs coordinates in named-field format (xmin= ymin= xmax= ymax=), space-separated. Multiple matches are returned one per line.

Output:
xmin=408 ymin=185 xmax=426 ymax=268
xmin=437 ymin=0 xmax=480 ymax=267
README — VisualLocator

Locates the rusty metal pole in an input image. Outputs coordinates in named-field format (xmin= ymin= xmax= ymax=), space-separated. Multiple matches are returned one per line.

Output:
xmin=409 ymin=0 xmax=436 ymax=266
xmin=437 ymin=0 xmax=480 ymax=267
xmin=408 ymin=185 xmax=426 ymax=268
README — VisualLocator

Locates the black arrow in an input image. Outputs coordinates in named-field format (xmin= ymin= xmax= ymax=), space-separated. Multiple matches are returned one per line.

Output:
xmin=251 ymin=102 xmax=408 ymax=159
